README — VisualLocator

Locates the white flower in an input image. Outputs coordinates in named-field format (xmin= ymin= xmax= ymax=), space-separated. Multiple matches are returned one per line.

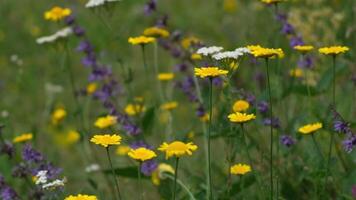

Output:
xmin=42 ymin=178 xmax=66 ymax=190
xmin=35 ymin=170 xmax=48 ymax=185
xmin=85 ymin=164 xmax=100 ymax=173
xmin=36 ymin=27 xmax=73 ymax=44
xmin=196 ymin=46 xmax=223 ymax=56
xmin=212 ymin=47 xmax=251 ymax=60
xmin=86 ymin=0 xmax=120 ymax=8
xmin=234 ymin=47 xmax=250 ymax=54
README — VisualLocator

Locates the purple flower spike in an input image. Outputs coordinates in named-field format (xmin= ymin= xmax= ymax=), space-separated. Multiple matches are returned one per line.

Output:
xmin=280 ymin=135 xmax=296 ymax=147
xmin=141 ymin=160 xmax=158 ymax=176
xmin=1 ymin=186 xmax=19 ymax=200
xmin=22 ymin=144 xmax=43 ymax=163
xmin=257 ymin=101 xmax=269 ymax=114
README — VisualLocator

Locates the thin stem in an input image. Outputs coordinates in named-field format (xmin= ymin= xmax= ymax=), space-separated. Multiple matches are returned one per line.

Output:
xmin=207 ymin=78 xmax=213 ymax=200
xmin=332 ymin=56 xmax=336 ymax=108
xmin=106 ymin=147 xmax=122 ymax=200
xmin=173 ymin=158 xmax=180 ymax=200
xmin=138 ymin=162 xmax=143 ymax=200
xmin=311 ymin=134 xmax=324 ymax=162
xmin=164 ymin=173 xmax=196 ymax=200
xmin=141 ymin=45 xmax=148 ymax=79
xmin=265 ymin=58 xmax=273 ymax=200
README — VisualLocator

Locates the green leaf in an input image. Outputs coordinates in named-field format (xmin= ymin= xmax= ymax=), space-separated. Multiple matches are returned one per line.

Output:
xmin=142 ymin=107 xmax=155 ymax=133
xmin=103 ymin=167 xmax=149 ymax=179
xmin=87 ymin=178 xmax=98 ymax=190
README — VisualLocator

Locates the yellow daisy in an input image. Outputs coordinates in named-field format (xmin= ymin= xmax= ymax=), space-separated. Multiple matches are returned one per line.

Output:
xmin=228 ymin=112 xmax=256 ymax=123
xmin=64 ymin=194 xmax=98 ymax=200
xmin=318 ymin=46 xmax=349 ymax=56
xmin=90 ymin=134 xmax=122 ymax=148
xmin=248 ymin=45 xmax=284 ymax=59
xmin=157 ymin=73 xmax=174 ymax=81
xmin=232 ymin=100 xmax=250 ymax=112
xmin=51 ymin=108 xmax=67 ymax=125
xmin=260 ymin=0 xmax=286 ymax=4
xmin=116 ymin=145 xmax=131 ymax=156
xmin=128 ymin=147 xmax=157 ymax=162
xmin=86 ymin=83 xmax=97 ymax=95
xmin=13 ymin=133 xmax=33 ymax=143
xmin=125 ymin=104 xmax=146 ymax=116
xmin=194 ymin=67 xmax=228 ymax=78
xmin=151 ymin=163 xmax=175 ymax=186
xmin=94 ymin=115 xmax=117 ymax=129
xmin=44 ymin=6 xmax=71 ymax=21
xmin=158 ymin=141 xmax=198 ymax=159
xmin=289 ymin=68 xmax=303 ymax=78
xmin=128 ymin=36 xmax=156 ymax=45
xmin=160 ymin=101 xmax=178 ymax=111
xmin=230 ymin=163 xmax=252 ymax=175
xmin=294 ymin=45 xmax=314 ymax=53
xmin=298 ymin=123 xmax=323 ymax=134
xmin=143 ymin=27 xmax=170 ymax=38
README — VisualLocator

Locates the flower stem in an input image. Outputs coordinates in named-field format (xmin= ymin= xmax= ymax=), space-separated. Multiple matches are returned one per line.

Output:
xmin=265 ymin=58 xmax=273 ymax=200
xmin=138 ymin=162 xmax=143 ymax=200
xmin=164 ymin=173 xmax=196 ymax=200
xmin=106 ymin=147 xmax=122 ymax=200
xmin=311 ymin=134 xmax=324 ymax=162
xmin=207 ymin=78 xmax=213 ymax=200
xmin=173 ymin=157 xmax=180 ymax=200
xmin=141 ymin=45 xmax=148 ymax=81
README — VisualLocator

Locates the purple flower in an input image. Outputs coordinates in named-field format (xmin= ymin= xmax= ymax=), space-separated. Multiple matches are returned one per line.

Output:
xmin=352 ymin=74 xmax=356 ymax=86
xmin=73 ymin=26 xmax=85 ymax=37
xmin=12 ymin=163 xmax=29 ymax=178
xmin=352 ymin=185 xmax=356 ymax=198
xmin=257 ymin=101 xmax=269 ymax=114
xmin=130 ymin=141 xmax=152 ymax=150
xmin=123 ymin=123 xmax=141 ymax=136
xmin=89 ymin=67 xmax=112 ymax=81
xmin=281 ymin=23 xmax=295 ymax=35
xmin=334 ymin=120 xmax=351 ymax=134
xmin=141 ymin=160 xmax=158 ymax=176
xmin=1 ymin=186 xmax=19 ymax=200
xmin=263 ymin=117 xmax=280 ymax=129
xmin=342 ymin=135 xmax=356 ymax=153
xmin=144 ymin=0 xmax=157 ymax=15
xmin=0 ymin=141 xmax=15 ymax=158
xmin=174 ymin=63 xmax=188 ymax=72
xmin=77 ymin=40 xmax=93 ymax=53
xmin=22 ymin=144 xmax=43 ymax=163
xmin=196 ymin=105 xmax=206 ymax=118
xmin=289 ymin=36 xmax=304 ymax=47
xmin=280 ymin=135 xmax=296 ymax=147
xmin=65 ymin=15 xmax=75 ymax=25
xmin=36 ymin=163 xmax=62 ymax=179
xmin=298 ymin=55 xmax=313 ymax=69
xmin=81 ymin=53 xmax=97 ymax=67
xmin=0 ymin=175 xmax=5 ymax=188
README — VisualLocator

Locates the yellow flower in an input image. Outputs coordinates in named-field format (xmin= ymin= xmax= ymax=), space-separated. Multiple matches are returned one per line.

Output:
xmin=90 ymin=134 xmax=122 ymax=148
xmin=298 ymin=123 xmax=323 ymax=134
xmin=294 ymin=45 xmax=314 ymax=53
xmin=158 ymin=141 xmax=198 ymax=159
xmin=191 ymin=53 xmax=202 ymax=60
xmin=181 ymin=36 xmax=200 ymax=49
xmin=160 ymin=101 xmax=178 ymax=111
xmin=128 ymin=147 xmax=157 ymax=162
xmin=194 ymin=67 xmax=228 ymax=78
xmin=151 ymin=163 xmax=175 ymax=186
xmin=230 ymin=61 xmax=238 ymax=70
xmin=94 ymin=115 xmax=117 ymax=129
xmin=223 ymin=0 xmax=238 ymax=13
xmin=128 ymin=36 xmax=156 ymax=45
xmin=125 ymin=104 xmax=146 ymax=116
xmin=86 ymin=83 xmax=97 ymax=95
xmin=143 ymin=27 xmax=170 ymax=38
xmin=228 ymin=112 xmax=256 ymax=123
xmin=260 ymin=0 xmax=286 ymax=4
xmin=157 ymin=73 xmax=174 ymax=81
xmin=44 ymin=6 xmax=71 ymax=21
xmin=13 ymin=133 xmax=33 ymax=143
xmin=187 ymin=131 xmax=195 ymax=139
xmin=248 ymin=45 xmax=284 ymax=59
xmin=200 ymin=113 xmax=210 ymax=122
xmin=230 ymin=163 xmax=252 ymax=175
xmin=64 ymin=194 xmax=98 ymax=200
xmin=66 ymin=130 xmax=80 ymax=144
xmin=116 ymin=145 xmax=131 ymax=156
xmin=318 ymin=46 xmax=349 ymax=56
xmin=232 ymin=100 xmax=250 ymax=112
xmin=51 ymin=108 xmax=67 ymax=125
xmin=289 ymin=68 xmax=303 ymax=78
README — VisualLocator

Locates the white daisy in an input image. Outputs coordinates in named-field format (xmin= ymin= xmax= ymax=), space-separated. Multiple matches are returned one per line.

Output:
xmin=36 ymin=27 xmax=72 ymax=44
xmin=196 ymin=46 xmax=224 ymax=56
xmin=86 ymin=0 xmax=120 ymax=8
xmin=234 ymin=47 xmax=250 ymax=54
xmin=42 ymin=178 xmax=66 ymax=190
xmin=85 ymin=163 xmax=101 ymax=173
xmin=35 ymin=170 xmax=48 ymax=185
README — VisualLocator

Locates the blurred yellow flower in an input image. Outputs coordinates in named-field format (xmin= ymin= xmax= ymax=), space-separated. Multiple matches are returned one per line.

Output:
xmin=13 ymin=133 xmax=33 ymax=143
xmin=86 ymin=83 xmax=97 ymax=95
xmin=298 ymin=123 xmax=322 ymax=134
xmin=128 ymin=147 xmax=157 ymax=162
xmin=44 ymin=6 xmax=71 ymax=21
xmin=51 ymin=108 xmax=67 ymax=125
xmin=66 ymin=130 xmax=80 ymax=144
xmin=158 ymin=141 xmax=198 ymax=159
xmin=181 ymin=36 xmax=200 ymax=49
xmin=289 ymin=68 xmax=303 ymax=78
xmin=125 ymin=104 xmax=146 ymax=116
xmin=90 ymin=134 xmax=122 ymax=148
xmin=116 ymin=145 xmax=130 ymax=156
xmin=260 ymin=0 xmax=285 ymax=4
xmin=157 ymin=73 xmax=174 ymax=81
xmin=248 ymin=45 xmax=284 ymax=59
xmin=191 ymin=53 xmax=202 ymax=60
xmin=143 ymin=27 xmax=170 ymax=38
xmin=64 ymin=194 xmax=98 ymax=200
xmin=151 ymin=163 xmax=175 ymax=185
xmin=294 ymin=45 xmax=314 ymax=53
xmin=230 ymin=163 xmax=252 ymax=175
xmin=94 ymin=115 xmax=117 ymax=129
xmin=224 ymin=0 xmax=237 ymax=13
xmin=230 ymin=61 xmax=238 ymax=70
xmin=200 ymin=113 xmax=210 ymax=122
xmin=228 ymin=112 xmax=256 ymax=123
xmin=318 ymin=46 xmax=349 ymax=56
xmin=232 ymin=100 xmax=250 ymax=112
xmin=128 ymin=36 xmax=155 ymax=45
xmin=187 ymin=131 xmax=195 ymax=139
xmin=160 ymin=101 xmax=178 ymax=111
xmin=194 ymin=67 xmax=228 ymax=78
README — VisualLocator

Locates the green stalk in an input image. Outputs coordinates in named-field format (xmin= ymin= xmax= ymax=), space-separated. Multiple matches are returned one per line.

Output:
xmin=173 ymin=157 xmax=180 ymax=200
xmin=106 ymin=147 xmax=122 ymax=200
xmin=164 ymin=173 xmax=196 ymax=200
xmin=265 ymin=58 xmax=273 ymax=200
xmin=207 ymin=78 xmax=213 ymax=200
xmin=138 ymin=162 xmax=143 ymax=200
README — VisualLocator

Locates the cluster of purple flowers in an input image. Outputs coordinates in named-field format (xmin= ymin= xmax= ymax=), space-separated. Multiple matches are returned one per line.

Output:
xmin=333 ymin=110 xmax=355 ymax=153
xmin=0 ymin=174 xmax=19 ymax=200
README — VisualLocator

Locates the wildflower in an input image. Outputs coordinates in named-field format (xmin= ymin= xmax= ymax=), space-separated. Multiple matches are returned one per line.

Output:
xmin=90 ymin=134 xmax=122 ymax=148
xmin=116 ymin=145 xmax=130 ymax=156
xmin=86 ymin=0 xmax=120 ymax=8
xmin=318 ymin=46 xmax=349 ymax=56
xmin=196 ymin=46 xmax=223 ymax=56
xmin=86 ymin=83 xmax=97 ymax=95
xmin=0 ymin=186 xmax=19 ymax=200
xmin=151 ymin=163 xmax=175 ymax=185
xmin=128 ymin=147 xmax=157 ymax=162
xmin=228 ymin=112 xmax=256 ymax=123
xmin=51 ymin=108 xmax=66 ymax=125
xmin=42 ymin=178 xmax=66 ymax=190
xmin=22 ymin=144 xmax=43 ymax=163
xmin=44 ymin=6 xmax=71 ymax=21
xmin=64 ymin=194 xmax=98 ymax=200
xmin=125 ymin=104 xmax=145 ymax=116
xmin=289 ymin=68 xmax=303 ymax=78
xmin=232 ymin=100 xmax=250 ymax=112
xmin=334 ymin=120 xmax=351 ymax=134
xmin=223 ymin=0 xmax=237 ymax=13
xmin=128 ymin=36 xmax=156 ymax=45
xmin=260 ymin=0 xmax=286 ymax=5
xmin=34 ymin=171 xmax=48 ymax=185
xmin=194 ymin=67 xmax=228 ymax=78
xmin=141 ymin=160 xmax=158 ymax=176
xmin=230 ymin=163 xmax=252 ymax=175
xmin=248 ymin=45 xmax=284 ymax=58
xmin=36 ymin=27 xmax=73 ymax=44
xmin=298 ymin=123 xmax=323 ymax=134
xmin=342 ymin=135 xmax=356 ymax=153
xmin=280 ymin=135 xmax=296 ymax=147
xmin=144 ymin=0 xmax=157 ymax=15
xmin=94 ymin=115 xmax=117 ymax=129
xmin=13 ymin=133 xmax=33 ymax=143
xmin=263 ymin=117 xmax=280 ymax=129
xmin=158 ymin=141 xmax=198 ymax=159
xmin=160 ymin=101 xmax=178 ymax=110
xmin=0 ymin=141 xmax=15 ymax=158
xmin=181 ymin=36 xmax=200 ymax=49
xmin=294 ymin=45 xmax=314 ymax=53
xmin=191 ymin=53 xmax=202 ymax=60
xmin=257 ymin=101 xmax=269 ymax=114
xmin=157 ymin=73 xmax=174 ymax=81
xmin=143 ymin=27 xmax=170 ymax=38
xmin=65 ymin=130 xmax=80 ymax=144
